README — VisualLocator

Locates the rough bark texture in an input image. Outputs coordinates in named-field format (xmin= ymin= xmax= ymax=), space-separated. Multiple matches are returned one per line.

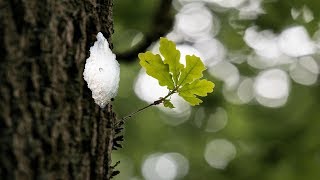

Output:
xmin=0 ymin=0 xmax=118 ymax=179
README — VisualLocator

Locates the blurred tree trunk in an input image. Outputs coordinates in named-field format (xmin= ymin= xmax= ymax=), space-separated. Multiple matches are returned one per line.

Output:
xmin=0 ymin=0 xmax=117 ymax=179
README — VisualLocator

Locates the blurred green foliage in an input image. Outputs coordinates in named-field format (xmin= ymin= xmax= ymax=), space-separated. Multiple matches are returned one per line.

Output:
xmin=112 ymin=0 xmax=320 ymax=179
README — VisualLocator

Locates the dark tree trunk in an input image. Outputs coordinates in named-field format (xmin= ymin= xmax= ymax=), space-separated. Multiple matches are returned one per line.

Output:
xmin=0 ymin=0 xmax=118 ymax=179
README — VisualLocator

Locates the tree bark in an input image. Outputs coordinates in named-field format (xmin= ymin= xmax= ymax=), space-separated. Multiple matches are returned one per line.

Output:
xmin=0 ymin=0 xmax=118 ymax=179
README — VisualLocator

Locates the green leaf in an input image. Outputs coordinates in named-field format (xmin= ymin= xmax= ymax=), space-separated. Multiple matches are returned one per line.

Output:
xmin=178 ymin=79 xmax=215 ymax=97
xmin=178 ymin=55 xmax=206 ymax=86
xmin=139 ymin=51 xmax=175 ymax=90
xmin=179 ymin=95 xmax=203 ymax=106
xmin=138 ymin=38 xmax=215 ymax=108
xmin=178 ymin=79 xmax=215 ymax=106
xmin=163 ymin=99 xmax=175 ymax=108
xmin=159 ymin=38 xmax=183 ymax=84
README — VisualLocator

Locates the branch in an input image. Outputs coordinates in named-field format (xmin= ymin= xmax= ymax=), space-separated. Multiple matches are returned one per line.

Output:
xmin=116 ymin=0 xmax=174 ymax=62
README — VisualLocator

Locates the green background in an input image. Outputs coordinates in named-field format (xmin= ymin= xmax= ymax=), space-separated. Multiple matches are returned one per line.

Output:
xmin=112 ymin=0 xmax=320 ymax=179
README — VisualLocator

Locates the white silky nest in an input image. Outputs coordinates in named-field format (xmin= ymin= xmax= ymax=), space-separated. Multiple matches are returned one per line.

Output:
xmin=83 ymin=32 xmax=120 ymax=108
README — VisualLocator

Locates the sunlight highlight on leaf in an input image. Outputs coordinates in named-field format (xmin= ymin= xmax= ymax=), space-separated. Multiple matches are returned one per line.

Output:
xmin=159 ymin=37 xmax=183 ymax=84
xmin=178 ymin=79 xmax=214 ymax=106
xmin=139 ymin=38 xmax=215 ymax=107
xmin=178 ymin=55 xmax=206 ymax=86
xmin=139 ymin=52 xmax=175 ymax=90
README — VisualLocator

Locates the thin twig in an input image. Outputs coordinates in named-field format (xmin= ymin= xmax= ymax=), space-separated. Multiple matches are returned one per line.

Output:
xmin=121 ymin=102 xmax=157 ymax=121
xmin=118 ymin=88 xmax=177 ymax=123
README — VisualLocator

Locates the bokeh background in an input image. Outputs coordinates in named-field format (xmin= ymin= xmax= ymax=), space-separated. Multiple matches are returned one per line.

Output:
xmin=112 ymin=0 xmax=320 ymax=179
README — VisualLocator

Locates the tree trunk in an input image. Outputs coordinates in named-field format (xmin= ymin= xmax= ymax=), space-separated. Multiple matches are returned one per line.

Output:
xmin=0 ymin=0 xmax=119 ymax=179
